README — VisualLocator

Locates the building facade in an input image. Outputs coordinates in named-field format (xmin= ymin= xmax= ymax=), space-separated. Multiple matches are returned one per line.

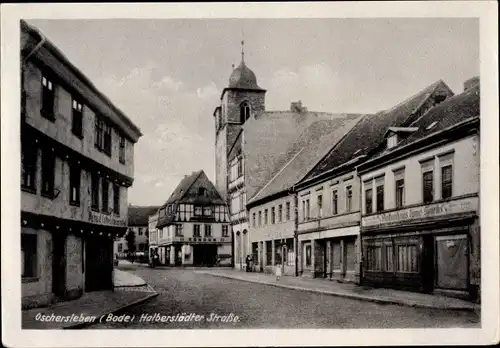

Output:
xmin=357 ymin=79 xmax=480 ymax=301
xmin=148 ymin=211 xmax=159 ymax=260
xmin=21 ymin=21 xmax=142 ymax=309
xmin=155 ymin=170 xmax=232 ymax=266
xmin=113 ymin=205 xmax=160 ymax=258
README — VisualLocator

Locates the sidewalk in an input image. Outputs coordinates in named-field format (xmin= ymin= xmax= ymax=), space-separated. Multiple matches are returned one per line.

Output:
xmin=22 ymin=269 xmax=157 ymax=329
xmin=196 ymin=269 xmax=479 ymax=312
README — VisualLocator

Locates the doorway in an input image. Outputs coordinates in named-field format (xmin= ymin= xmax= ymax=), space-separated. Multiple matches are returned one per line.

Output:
xmin=52 ymin=235 xmax=66 ymax=298
xmin=435 ymin=235 xmax=468 ymax=290
xmin=85 ymin=236 xmax=113 ymax=292
xmin=193 ymin=244 xmax=217 ymax=266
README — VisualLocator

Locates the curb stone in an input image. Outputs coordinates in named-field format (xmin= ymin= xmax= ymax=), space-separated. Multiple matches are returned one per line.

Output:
xmin=63 ymin=291 xmax=159 ymax=329
xmin=198 ymin=272 xmax=478 ymax=312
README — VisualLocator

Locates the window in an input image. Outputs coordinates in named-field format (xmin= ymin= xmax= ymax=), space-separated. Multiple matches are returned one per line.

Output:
xmin=222 ymin=225 xmax=229 ymax=237
xmin=102 ymin=179 xmax=109 ymax=213
xmin=423 ymin=171 xmax=434 ymax=203
xmin=95 ymin=117 xmax=104 ymax=150
xmin=91 ymin=173 xmax=99 ymax=210
xmin=271 ymin=207 xmax=275 ymax=224
xmin=175 ymin=224 xmax=183 ymax=236
xmin=22 ymin=234 xmax=37 ymax=278
xmin=118 ymin=243 xmax=123 ymax=253
xmin=278 ymin=204 xmax=282 ymax=223
xmin=317 ymin=194 xmax=323 ymax=218
xmin=266 ymin=241 xmax=272 ymax=264
xmin=387 ymin=134 xmax=398 ymax=149
xmin=199 ymin=187 xmax=206 ymax=196
xmin=258 ymin=211 xmax=262 ymax=226
xmin=119 ymin=135 xmax=126 ymax=164
xmin=264 ymin=209 xmax=268 ymax=225
xmin=441 ymin=165 xmax=453 ymax=199
xmin=72 ymin=99 xmax=83 ymax=138
xmin=69 ymin=163 xmax=81 ymax=205
xmin=396 ymin=244 xmax=419 ymax=273
xmin=376 ymin=184 xmax=384 ymax=212
xmin=365 ymin=188 xmax=373 ymax=214
xmin=41 ymin=76 xmax=55 ymax=119
xmin=194 ymin=206 xmax=202 ymax=216
xmin=240 ymin=102 xmax=250 ymax=123
xmin=103 ymin=123 xmax=112 ymax=156
xmin=237 ymin=158 xmax=243 ymax=177
xmin=21 ymin=141 xmax=37 ymax=191
xmin=366 ymin=245 xmax=382 ymax=271
xmin=305 ymin=244 xmax=312 ymax=266
xmin=194 ymin=224 xmax=201 ymax=237
xmin=252 ymin=212 xmax=256 ymax=227
xmin=285 ymin=202 xmax=290 ymax=221
xmin=345 ymin=186 xmax=353 ymax=212
xmin=331 ymin=190 xmax=338 ymax=215
xmin=138 ymin=228 xmax=143 ymax=236
xmin=395 ymin=179 xmax=405 ymax=209
xmin=41 ymin=150 xmax=55 ymax=197
xmin=113 ymin=184 xmax=120 ymax=215
xmin=385 ymin=244 xmax=393 ymax=272
xmin=204 ymin=224 xmax=212 ymax=237
xmin=203 ymin=206 xmax=213 ymax=216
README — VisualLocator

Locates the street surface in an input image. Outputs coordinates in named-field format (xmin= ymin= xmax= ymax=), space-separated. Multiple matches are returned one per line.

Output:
xmin=92 ymin=264 xmax=480 ymax=329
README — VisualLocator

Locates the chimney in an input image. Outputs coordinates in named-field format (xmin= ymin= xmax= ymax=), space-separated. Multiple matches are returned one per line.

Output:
xmin=464 ymin=76 xmax=480 ymax=91
xmin=290 ymin=100 xmax=307 ymax=113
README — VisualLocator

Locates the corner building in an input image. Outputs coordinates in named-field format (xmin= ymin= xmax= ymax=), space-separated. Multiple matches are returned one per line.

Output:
xmin=21 ymin=21 xmax=142 ymax=309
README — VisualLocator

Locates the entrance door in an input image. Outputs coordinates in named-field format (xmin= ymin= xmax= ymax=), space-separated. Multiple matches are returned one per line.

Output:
xmin=193 ymin=245 xmax=217 ymax=266
xmin=435 ymin=235 xmax=468 ymax=290
xmin=175 ymin=246 xmax=182 ymax=265
xmin=85 ymin=236 xmax=113 ymax=292
xmin=52 ymin=235 xmax=66 ymax=298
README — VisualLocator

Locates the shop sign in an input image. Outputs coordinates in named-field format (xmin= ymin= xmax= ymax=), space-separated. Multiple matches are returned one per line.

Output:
xmin=88 ymin=211 xmax=127 ymax=227
xmin=363 ymin=196 xmax=478 ymax=227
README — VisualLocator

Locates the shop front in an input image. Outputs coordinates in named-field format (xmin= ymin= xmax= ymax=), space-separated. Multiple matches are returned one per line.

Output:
xmin=361 ymin=195 xmax=480 ymax=301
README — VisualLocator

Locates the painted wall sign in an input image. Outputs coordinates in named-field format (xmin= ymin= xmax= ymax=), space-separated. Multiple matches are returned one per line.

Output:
xmin=362 ymin=196 xmax=478 ymax=227
xmin=89 ymin=211 xmax=127 ymax=227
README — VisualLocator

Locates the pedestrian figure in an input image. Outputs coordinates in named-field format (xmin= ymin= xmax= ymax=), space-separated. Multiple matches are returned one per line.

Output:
xmin=275 ymin=263 xmax=282 ymax=281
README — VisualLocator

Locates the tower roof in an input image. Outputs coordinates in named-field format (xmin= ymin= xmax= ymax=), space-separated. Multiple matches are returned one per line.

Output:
xmin=228 ymin=60 xmax=262 ymax=90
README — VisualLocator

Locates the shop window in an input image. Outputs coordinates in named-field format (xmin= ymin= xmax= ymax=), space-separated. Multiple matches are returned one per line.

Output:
xmin=366 ymin=245 xmax=382 ymax=271
xmin=252 ymin=243 xmax=259 ymax=265
xmin=113 ymin=184 xmax=120 ymax=216
xmin=274 ymin=240 xmax=282 ymax=264
xmin=265 ymin=240 xmax=272 ymax=264
xmin=345 ymin=240 xmax=356 ymax=271
xmin=69 ymin=163 xmax=81 ymax=206
xmin=365 ymin=188 xmax=373 ymax=214
xmin=441 ymin=165 xmax=453 ymax=199
xmin=21 ymin=234 xmax=37 ymax=278
xmin=385 ymin=244 xmax=393 ymax=271
xmin=222 ymin=225 xmax=229 ymax=237
xmin=376 ymin=184 xmax=384 ymax=212
xmin=332 ymin=241 xmax=341 ymax=270
xmin=41 ymin=75 xmax=55 ymax=120
xmin=332 ymin=190 xmax=338 ymax=215
xmin=72 ymin=98 xmax=83 ymax=138
xmin=422 ymin=170 xmax=434 ymax=203
xmin=91 ymin=173 xmax=99 ymax=210
xmin=305 ymin=244 xmax=312 ymax=266
xmin=41 ymin=150 xmax=55 ymax=198
xmin=204 ymin=224 xmax=212 ymax=237
xmin=102 ymin=179 xmax=110 ymax=213
xmin=396 ymin=244 xmax=419 ymax=273
xmin=345 ymin=186 xmax=353 ymax=212
xmin=21 ymin=141 xmax=37 ymax=192
xmin=285 ymin=238 xmax=294 ymax=266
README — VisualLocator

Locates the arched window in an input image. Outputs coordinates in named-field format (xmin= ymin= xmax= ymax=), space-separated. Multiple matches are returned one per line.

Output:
xmin=240 ymin=102 xmax=250 ymax=123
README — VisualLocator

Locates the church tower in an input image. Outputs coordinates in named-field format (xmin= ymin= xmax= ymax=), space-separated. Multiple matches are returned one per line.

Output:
xmin=214 ymin=41 xmax=266 ymax=201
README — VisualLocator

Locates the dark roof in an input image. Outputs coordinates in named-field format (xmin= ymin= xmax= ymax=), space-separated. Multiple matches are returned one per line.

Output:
xmin=128 ymin=206 xmax=161 ymax=226
xmin=228 ymin=60 xmax=263 ymax=90
xmin=301 ymin=80 xmax=454 ymax=184
xmin=243 ymin=110 xmax=362 ymax=200
xmin=248 ymin=116 xmax=362 ymax=205
xmin=156 ymin=170 xmax=225 ymax=228
xmin=364 ymin=82 xmax=480 ymax=165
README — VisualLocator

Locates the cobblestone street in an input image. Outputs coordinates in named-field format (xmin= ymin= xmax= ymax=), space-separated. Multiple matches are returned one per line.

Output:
xmin=91 ymin=265 xmax=480 ymax=329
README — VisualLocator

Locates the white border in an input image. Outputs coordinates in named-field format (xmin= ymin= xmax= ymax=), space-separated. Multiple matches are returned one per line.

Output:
xmin=1 ymin=2 xmax=498 ymax=347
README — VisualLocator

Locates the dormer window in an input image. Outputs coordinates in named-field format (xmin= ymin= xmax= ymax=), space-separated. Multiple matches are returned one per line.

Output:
xmin=240 ymin=102 xmax=250 ymax=123
xmin=387 ymin=134 xmax=398 ymax=149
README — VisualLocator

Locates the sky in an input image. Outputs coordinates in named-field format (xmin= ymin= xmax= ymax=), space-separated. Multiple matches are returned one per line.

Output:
xmin=27 ymin=18 xmax=479 ymax=206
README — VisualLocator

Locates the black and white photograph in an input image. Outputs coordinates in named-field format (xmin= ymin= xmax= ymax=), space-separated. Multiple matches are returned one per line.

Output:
xmin=1 ymin=2 xmax=498 ymax=347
